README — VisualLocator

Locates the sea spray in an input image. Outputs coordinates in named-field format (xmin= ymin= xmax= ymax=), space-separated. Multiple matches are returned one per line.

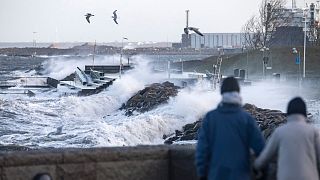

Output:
xmin=1 ymin=55 xmax=320 ymax=148
xmin=40 ymin=55 xmax=123 ymax=80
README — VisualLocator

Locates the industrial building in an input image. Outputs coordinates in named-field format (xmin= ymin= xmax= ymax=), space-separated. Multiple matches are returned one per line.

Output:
xmin=266 ymin=2 xmax=320 ymax=47
xmin=175 ymin=33 xmax=246 ymax=49
xmin=173 ymin=10 xmax=247 ymax=49
xmin=191 ymin=33 xmax=246 ymax=49
xmin=173 ymin=2 xmax=320 ymax=49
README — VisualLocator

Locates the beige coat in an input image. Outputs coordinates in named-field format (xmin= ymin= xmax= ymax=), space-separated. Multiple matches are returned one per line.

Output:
xmin=254 ymin=114 xmax=320 ymax=180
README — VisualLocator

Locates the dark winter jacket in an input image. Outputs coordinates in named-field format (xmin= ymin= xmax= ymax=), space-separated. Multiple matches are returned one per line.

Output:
xmin=196 ymin=103 xmax=265 ymax=180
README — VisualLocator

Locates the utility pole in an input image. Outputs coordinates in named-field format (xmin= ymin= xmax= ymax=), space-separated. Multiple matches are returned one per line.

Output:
xmin=119 ymin=37 xmax=128 ymax=79
xmin=303 ymin=8 xmax=308 ymax=78
xmin=32 ymin=32 xmax=37 ymax=48
xmin=260 ymin=47 xmax=269 ymax=79
xmin=246 ymin=48 xmax=249 ymax=79
xmin=32 ymin=32 xmax=37 ymax=57
xmin=92 ymin=40 xmax=96 ymax=68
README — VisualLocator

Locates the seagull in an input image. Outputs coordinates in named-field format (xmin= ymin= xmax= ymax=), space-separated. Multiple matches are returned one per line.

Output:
xmin=85 ymin=13 xmax=94 ymax=23
xmin=184 ymin=27 xmax=189 ymax=35
xmin=112 ymin=10 xmax=118 ymax=24
xmin=184 ymin=27 xmax=204 ymax=36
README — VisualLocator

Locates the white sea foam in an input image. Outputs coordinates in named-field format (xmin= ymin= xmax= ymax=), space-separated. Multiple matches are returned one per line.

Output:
xmin=1 ymin=55 xmax=320 ymax=148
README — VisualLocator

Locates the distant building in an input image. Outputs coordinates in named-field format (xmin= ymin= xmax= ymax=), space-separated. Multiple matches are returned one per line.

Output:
xmin=192 ymin=33 xmax=246 ymax=49
xmin=270 ymin=26 xmax=306 ymax=47
xmin=179 ymin=33 xmax=246 ymax=49
xmin=273 ymin=3 xmax=320 ymax=44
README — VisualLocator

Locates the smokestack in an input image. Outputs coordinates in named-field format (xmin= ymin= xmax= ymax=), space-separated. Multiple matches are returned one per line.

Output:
xmin=186 ymin=10 xmax=189 ymax=28
xmin=292 ymin=0 xmax=296 ymax=9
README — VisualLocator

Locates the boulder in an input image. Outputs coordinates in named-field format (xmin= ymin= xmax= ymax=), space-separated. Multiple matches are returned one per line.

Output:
xmin=164 ymin=103 xmax=294 ymax=144
xmin=121 ymin=82 xmax=180 ymax=116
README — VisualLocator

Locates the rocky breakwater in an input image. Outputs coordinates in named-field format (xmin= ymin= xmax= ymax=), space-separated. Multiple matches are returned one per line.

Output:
xmin=164 ymin=104 xmax=289 ymax=144
xmin=121 ymin=81 xmax=180 ymax=116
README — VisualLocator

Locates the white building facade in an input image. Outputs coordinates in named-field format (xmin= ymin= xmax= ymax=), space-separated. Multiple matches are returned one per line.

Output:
xmin=190 ymin=33 xmax=246 ymax=49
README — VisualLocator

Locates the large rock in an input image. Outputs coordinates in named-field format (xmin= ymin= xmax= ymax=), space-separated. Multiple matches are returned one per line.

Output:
xmin=121 ymin=81 xmax=180 ymax=116
xmin=243 ymin=104 xmax=287 ymax=138
xmin=164 ymin=103 xmax=290 ymax=144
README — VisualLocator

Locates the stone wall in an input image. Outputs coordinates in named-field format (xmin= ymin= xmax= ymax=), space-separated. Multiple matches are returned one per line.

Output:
xmin=0 ymin=144 xmax=277 ymax=180
xmin=0 ymin=145 xmax=197 ymax=180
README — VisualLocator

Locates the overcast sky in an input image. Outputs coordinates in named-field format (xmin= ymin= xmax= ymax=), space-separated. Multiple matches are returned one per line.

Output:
xmin=0 ymin=0 xmax=313 ymax=42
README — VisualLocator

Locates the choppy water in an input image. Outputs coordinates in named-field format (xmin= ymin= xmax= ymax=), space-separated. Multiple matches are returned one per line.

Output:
xmin=0 ymin=55 xmax=319 ymax=148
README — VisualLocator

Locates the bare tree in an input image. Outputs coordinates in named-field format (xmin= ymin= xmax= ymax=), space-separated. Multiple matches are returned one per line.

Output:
xmin=259 ymin=0 xmax=289 ymax=46
xmin=242 ymin=16 xmax=262 ymax=49
xmin=242 ymin=0 xmax=289 ymax=49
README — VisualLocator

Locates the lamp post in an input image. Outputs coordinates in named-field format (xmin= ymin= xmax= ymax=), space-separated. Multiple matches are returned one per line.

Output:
xmin=32 ymin=32 xmax=37 ymax=57
xmin=180 ymin=58 xmax=184 ymax=73
xmin=303 ymin=8 xmax=308 ymax=78
xmin=242 ymin=46 xmax=249 ymax=80
xmin=119 ymin=37 xmax=128 ymax=79
xmin=92 ymin=40 xmax=96 ymax=67
xmin=292 ymin=47 xmax=301 ymax=83
xmin=260 ymin=46 xmax=269 ymax=79
xmin=32 ymin=32 xmax=37 ymax=48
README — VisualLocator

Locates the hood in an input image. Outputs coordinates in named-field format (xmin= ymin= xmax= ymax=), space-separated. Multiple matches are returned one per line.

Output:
xmin=221 ymin=91 xmax=242 ymax=106
xmin=217 ymin=103 xmax=242 ymax=113
xmin=287 ymin=114 xmax=307 ymax=123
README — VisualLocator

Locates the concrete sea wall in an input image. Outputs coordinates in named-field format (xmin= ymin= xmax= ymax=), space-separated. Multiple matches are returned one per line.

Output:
xmin=0 ymin=144 xmax=277 ymax=180
xmin=0 ymin=145 xmax=197 ymax=180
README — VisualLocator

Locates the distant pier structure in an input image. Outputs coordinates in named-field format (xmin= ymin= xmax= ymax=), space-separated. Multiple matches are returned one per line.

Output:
xmin=84 ymin=65 xmax=132 ymax=74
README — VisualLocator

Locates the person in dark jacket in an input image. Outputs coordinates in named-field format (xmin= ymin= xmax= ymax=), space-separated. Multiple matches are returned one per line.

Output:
xmin=196 ymin=77 xmax=265 ymax=180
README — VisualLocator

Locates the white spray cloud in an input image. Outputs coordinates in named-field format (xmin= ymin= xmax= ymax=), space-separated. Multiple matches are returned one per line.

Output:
xmin=40 ymin=55 xmax=122 ymax=80
xmin=2 ymin=56 xmax=320 ymax=148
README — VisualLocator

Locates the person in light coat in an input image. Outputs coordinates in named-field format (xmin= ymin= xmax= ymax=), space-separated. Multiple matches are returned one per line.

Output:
xmin=254 ymin=97 xmax=320 ymax=180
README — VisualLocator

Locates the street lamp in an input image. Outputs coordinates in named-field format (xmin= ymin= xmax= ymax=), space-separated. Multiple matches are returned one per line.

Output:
xmin=303 ymin=8 xmax=308 ymax=78
xmin=32 ymin=32 xmax=37 ymax=48
xmin=292 ymin=47 xmax=301 ymax=82
xmin=260 ymin=46 xmax=269 ymax=79
xmin=242 ymin=46 xmax=249 ymax=79
xmin=32 ymin=32 xmax=37 ymax=57
xmin=119 ymin=37 xmax=128 ymax=79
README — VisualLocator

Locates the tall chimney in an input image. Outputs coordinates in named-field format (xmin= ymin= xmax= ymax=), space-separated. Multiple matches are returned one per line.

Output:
xmin=292 ymin=0 xmax=296 ymax=9
xmin=186 ymin=10 xmax=189 ymax=28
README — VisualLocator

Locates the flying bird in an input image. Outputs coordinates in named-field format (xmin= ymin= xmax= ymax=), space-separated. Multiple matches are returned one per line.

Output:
xmin=85 ymin=13 xmax=94 ymax=23
xmin=112 ymin=10 xmax=118 ymax=24
xmin=184 ymin=27 xmax=204 ymax=36
xmin=189 ymin=27 xmax=204 ymax=36
xmin=184 ymin=28 xmax=189 ymax=35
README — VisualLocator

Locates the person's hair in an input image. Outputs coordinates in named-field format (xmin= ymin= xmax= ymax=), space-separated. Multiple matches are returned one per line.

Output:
xmin=287 ymin=97 xmax=307 ymax=117
xmin=33 ymin=173 xmax=52 ymax=180
xmin=220 ymin=76 xmax=240 ymax=94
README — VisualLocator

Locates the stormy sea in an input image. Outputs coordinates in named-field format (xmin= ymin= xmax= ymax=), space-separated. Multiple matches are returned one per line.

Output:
xmin=0 ymin=54 xmax=319 ymax=148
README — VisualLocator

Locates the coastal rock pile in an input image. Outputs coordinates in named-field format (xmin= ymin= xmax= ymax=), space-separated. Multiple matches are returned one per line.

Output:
xmin=243 ymin=104 xmax=287 ymax=138
xmin=164 ymin=103 xmax=288 ymax=144
xmin=121 ymin=81 xmax=180 ymax=116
